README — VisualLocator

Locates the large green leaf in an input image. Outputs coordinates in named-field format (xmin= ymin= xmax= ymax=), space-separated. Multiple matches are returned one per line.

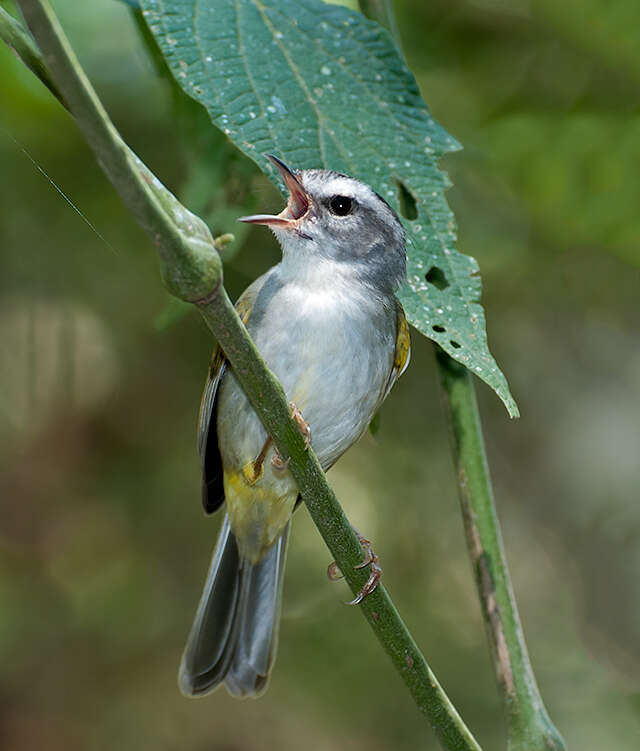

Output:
xmin=140 ymin=0 xmax=519 ymax=417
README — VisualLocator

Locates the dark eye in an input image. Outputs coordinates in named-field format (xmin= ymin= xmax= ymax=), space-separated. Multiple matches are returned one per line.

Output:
xmin=329 ymin=195 xmax=353 ymax=216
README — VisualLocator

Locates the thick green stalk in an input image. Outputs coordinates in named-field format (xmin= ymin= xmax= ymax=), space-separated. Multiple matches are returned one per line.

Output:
xmin=15 ymin=0 xmax=221 ymax=303
xmin=437 ymin=354 xmax=565 ymax=751
xmin=0 ymin=5 xmax=62 ymax=103
xmin=10 ymin=2 xmax=482 ymax=748
xmin=360 ymin=3 xmax=567 ymax=750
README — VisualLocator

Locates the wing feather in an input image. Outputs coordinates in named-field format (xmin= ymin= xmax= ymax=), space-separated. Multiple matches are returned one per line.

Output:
xmin=381 ymin=300 xmax=411 ymax=404
xmin=197 ymin=281 xmax=263 ymax=515
xmin=199 ymin=350 xmax=227 ymax=514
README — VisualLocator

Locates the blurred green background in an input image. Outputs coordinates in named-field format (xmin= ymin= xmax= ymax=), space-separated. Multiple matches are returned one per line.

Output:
xmin=1 ymin=1 xmax=639 ymax=749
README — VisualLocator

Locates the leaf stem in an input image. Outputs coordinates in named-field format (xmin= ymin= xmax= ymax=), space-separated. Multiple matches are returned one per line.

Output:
xmin=437 ymin=354 xmax=566 ymax=751
xmin=11 ymin=2 xmax=483 ymax=748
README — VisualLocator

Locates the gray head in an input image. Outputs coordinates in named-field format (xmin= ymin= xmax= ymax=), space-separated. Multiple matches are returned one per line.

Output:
xmin=239 ymin=155 xmax=406 ymax=294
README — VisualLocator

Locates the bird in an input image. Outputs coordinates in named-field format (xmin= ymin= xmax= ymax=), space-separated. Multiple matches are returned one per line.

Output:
xmin=179 ymin=154 xmax=411 ymax=699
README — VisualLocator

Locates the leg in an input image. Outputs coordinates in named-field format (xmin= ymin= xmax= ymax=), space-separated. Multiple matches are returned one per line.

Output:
xmin=326 ymin=527 xmax=383 ymax=605
xmin=271 ymin=402 xmax=311 ymax=471
xmin=290 ymin=402 xmax=311 ymax=448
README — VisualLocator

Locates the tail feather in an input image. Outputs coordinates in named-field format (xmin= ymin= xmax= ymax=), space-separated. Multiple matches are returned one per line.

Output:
xmin=225 ymin=526 xmax=289 ymax=696
xmin=179 ymin=514 xmax=289 ymax=698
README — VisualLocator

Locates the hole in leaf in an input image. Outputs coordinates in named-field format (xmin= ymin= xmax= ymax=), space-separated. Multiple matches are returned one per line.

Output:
xmin=432 ymin=325 xmax=445 ymax=333
xmin=450 ymin=340 xmax=461 ymax=349
xmin=425 ymin=267 xmax=449 ymax=290
xmin=393 ymin=178 xmax=418 ymax=220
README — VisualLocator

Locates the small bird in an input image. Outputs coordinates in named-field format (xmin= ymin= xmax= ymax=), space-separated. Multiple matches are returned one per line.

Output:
xmin=179 ymin=155 xmax=411 ymax=698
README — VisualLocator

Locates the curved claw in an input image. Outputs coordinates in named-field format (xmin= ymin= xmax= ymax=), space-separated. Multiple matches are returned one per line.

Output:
xmin=354 ymin=545 xmax=374 ymax=569
xmin=290 ymin=402 xmax=311 ymax=449
xmin=326 ymin=530 xmax=383 ymax=604
xmin=346 ymin=564 xmax=382 ymax=605
xmin=346 ymin=559 xmax=382 ymax=605
xmin=269 ymin=403 xmax=311 ymax=473
xmin=347 ymin=531 xmax=383 ymax=605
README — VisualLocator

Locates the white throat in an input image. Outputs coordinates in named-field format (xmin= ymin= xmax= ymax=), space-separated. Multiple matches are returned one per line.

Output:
xmin=276 ymin=252 xmax=373 ymax=317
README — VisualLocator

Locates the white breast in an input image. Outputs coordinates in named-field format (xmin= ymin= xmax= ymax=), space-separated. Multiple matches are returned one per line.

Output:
xmin=218 ymin=261 xmax=396 ymax=471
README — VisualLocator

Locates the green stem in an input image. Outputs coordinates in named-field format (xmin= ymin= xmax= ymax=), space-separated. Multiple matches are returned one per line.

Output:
xmin=15 ymin=0 xmax=221 ymax=303
xmin=437 ymin=354 xmax=565 ymax=751
xmin=359 ymin=0 xmax=402 ymax=52
xmin=10 ymin=2 xmax=482 ymax=748
xmin=0 ymin=5 xmax=63 ymax=103
xmin=359 ymin=4 xmax=566 ymax=750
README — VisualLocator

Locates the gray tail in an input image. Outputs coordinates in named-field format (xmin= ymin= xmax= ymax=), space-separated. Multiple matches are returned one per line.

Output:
xmin=178 ymin=514 xmax=289 ymax=698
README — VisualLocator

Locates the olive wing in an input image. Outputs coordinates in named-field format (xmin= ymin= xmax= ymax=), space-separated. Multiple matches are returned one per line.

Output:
xmin=381 ymin=300 xmax=411 ymax=404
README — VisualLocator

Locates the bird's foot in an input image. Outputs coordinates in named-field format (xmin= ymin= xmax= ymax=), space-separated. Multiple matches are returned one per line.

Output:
xmin=289 ymin=402 xmax=311 ymax=449
xmin=271 ymin=402 xmax=311 ymax=471
xmin=327 ymin=528 xmax=383 ymax=605
xmin=348 ymin=532 xmax=382 ymax=605
xmin=271 ymin=452 xmax=290 ymax=471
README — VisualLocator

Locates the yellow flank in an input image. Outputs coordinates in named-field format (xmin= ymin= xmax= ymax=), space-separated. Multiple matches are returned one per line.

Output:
xmin=224 ymin=469 xmax=297 ymax=564
xmin=394 ymin=306 xmax=411 ymax=373
xmin=208 ymin=347 xmax=224 ymax=378
xmin=241 ymin=458 xmax=264 ymax=485
xmin=235 ymin=295 xmax=253 ymax=325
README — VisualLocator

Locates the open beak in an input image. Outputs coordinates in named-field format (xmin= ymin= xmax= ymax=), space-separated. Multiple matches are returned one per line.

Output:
xmin=238 ymin=154 xmax=310 ymax=229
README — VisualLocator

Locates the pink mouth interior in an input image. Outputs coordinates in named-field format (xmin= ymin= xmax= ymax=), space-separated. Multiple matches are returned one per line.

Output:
xmin=287 ymin=192 xmax=309 ymax=220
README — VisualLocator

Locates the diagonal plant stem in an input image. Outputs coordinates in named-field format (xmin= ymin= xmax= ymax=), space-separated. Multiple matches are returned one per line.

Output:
xmin=0 ymin=5 xmax=63 ymax=103
xmin=359 ymin=2 xmax=567 ymax=749
xmin=10 ymin=2 xmax=482 ymax=748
